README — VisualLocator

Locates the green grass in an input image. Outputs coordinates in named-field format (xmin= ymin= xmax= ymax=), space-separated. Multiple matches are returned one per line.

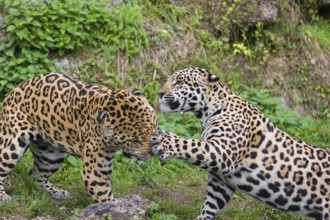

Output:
xmin=300 ymin=20 xmax=330 ymax=50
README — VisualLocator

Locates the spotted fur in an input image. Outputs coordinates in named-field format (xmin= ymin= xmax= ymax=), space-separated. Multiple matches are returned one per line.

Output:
xmin=151 ymin=67 xmax=330 ymax=220
xmin=0 ymin=73 xmax=156 ymax=203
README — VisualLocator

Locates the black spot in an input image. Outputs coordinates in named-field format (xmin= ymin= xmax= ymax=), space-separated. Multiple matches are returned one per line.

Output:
xmin=11 ymin=153 xmax=18 ymax=160
xmin=10 ymin=144 xmax=16 ymax=151
xmin=97 ymin=190 xmax=107 ymax=196
xmin=267 ymin=122 xmax=274 ymax=132
xmin=257 ymin=174 xmax=265 ymax=180
xmin=205 ymin=144 xmax=210 ymax=152
xmin=209 ymin=160 xmax=217 ymax=167
xmin=206 ymin=201 xmax=217 ymax=210
xmin=191 ymin=148 xmax=198 ymax=154
xmin=3 ymin=153 xmax=9 ymax=160
xmin=284 ymin=182 xmax=295 ymax=197
xmin=257 ymin=189 xmax=271 ymax=198
xmin=266 ymin=140 xmax=272 ymax=148
xmin=89 ymin=90 xmax=95 ymax=96
xmin=250 ymin=163 xmax=258 ymax=169
xmin=250 ymin=152 xmax=257 ymax=159
xmin=210 ymin=153 xmax=216 ymax=160
xmin=45 ymin=73 xmax=59 ymax=83
xmin=238 ymin=184 xmax=253 ymax=192
xmin=275 ymin=195 xmax=288 ymax=206
xmin=234 ymin=172 xmax=241 ymax=178
xmin=246 ymin=177 xmax=260 ymax=185
xmin=169 ymin=100 xmax=180 ymax=110
xmin=196 ymin=154 xmax=204 ymax=160
xmin=79 ymin=89 xmax=87 ymax=96
xmin=18 ymin=138 xmax=26 ymax=148
xmin=268 ymin=182 xmax=280 ymax=193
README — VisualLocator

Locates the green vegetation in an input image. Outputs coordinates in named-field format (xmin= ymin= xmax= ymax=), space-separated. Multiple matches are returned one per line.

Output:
xmin=0 ymin=0 xmax=147 ymax=97
xmin=0 ymin=0 xmax=329 ymax=219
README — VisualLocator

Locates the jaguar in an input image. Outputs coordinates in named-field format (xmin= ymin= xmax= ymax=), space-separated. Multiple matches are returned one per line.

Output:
xmin=151 ymin=67 xmax=330 ymax=219
xmin=0 ymin=72 xmax=156 ymax=203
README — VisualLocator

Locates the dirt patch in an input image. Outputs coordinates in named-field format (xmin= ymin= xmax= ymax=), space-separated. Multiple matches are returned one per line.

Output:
xmin=131 ymin=185 xmax=205 ymax=205
xmin=0 ymin=216 xmax=56 ymax=220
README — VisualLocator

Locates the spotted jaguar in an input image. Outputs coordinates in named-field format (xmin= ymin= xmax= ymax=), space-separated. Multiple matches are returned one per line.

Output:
xmin=151 ymin=67 xmax=330 ymax=220
xmin=0 ymin=72 xmax=156 ymax=203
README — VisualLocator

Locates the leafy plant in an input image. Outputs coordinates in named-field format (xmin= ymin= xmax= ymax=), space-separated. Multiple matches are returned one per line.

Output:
xmin=0 ymin=0 xmax=147 ymax=100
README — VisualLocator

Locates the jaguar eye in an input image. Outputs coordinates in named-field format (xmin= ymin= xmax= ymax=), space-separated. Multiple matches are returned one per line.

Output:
xmin=132 ymin=136 xmax=141 ymax=144
xmin=175 ymin=80 xmax=183 ymax=85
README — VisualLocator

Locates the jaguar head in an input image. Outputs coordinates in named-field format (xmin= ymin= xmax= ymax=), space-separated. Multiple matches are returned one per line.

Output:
xmin=98 ymin=90 xmax=157 ymax=160
xmin=158 ymin=67 xmax=220 ymax=113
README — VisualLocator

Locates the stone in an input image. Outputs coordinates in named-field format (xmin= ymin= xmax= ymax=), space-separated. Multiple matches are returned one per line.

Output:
xmin=319 ymin=0 xmax=330 ymax=6
xmin=77 ymin=194 xmax=151 ymax=220
xmin=0 ymin=13 xmax=7 ymax=43
xmin=106 ymin=0 xmax=126 ymax=7
xmin=244 ymin=0 xmax=279 ymax=25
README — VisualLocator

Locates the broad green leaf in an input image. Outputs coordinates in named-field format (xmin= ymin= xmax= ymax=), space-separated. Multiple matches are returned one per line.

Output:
xmin=31 ymin=20 xmax=41 ymax=27
xmin=5 ymin=48 xmax=15 ymax=57
xmin=16 ymin=30 xmax=25 ymax=40
xmin=5 ymin=83 xmax=15 ymax=90
xmin=6 ymin=25 xmax=16 ymax=32
xmin=0 ymin=57 xmax=6 ymax=63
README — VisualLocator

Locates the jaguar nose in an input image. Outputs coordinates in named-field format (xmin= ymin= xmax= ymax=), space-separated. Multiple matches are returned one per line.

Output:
xmin=158 ymin=92 xmax=165 ymax=98
xmin=123 ymin=151 xmax=132 ymax=158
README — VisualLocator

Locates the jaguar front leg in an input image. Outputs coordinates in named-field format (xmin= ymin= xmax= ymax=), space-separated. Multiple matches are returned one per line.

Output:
xmin=151 ymin=130 xmax=217 ymax=169
xmin=151 ymin=131 xmax=236 ymax=220
xmin=82 ymin=146 xmax=116 ymax=203
xmin=151 ymin=131 xmax=178 ymax=161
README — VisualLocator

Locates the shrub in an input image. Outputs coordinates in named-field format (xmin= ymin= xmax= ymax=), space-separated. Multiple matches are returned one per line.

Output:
xmin=0 ymin=0 xmax=147 ymax=99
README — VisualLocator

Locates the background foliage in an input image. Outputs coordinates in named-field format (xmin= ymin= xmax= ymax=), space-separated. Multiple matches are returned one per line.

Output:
xmin=0 ymin=0 xmax=329 ymax=219
xmin=0 ymin=0 xmax=147 ymax=96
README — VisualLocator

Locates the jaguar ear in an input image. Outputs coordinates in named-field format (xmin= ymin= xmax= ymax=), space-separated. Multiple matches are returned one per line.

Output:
xmin=132 ymin=89 xmax=145 ymax=97
xmin=206 ymin=73 xmax=220 ymax=83
xmin=97 ymin=110 xmax=107 ymax=124
xmin=194 ymin=67 xmax=220 ymax=84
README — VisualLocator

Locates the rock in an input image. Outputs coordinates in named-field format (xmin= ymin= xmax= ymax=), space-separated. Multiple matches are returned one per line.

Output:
xmin=106 ymin=0 xmax=126 ymax=7
xmin=0 ymin=215 xmax=56 ymax=220
xmin=53 ymin=57 xmax=78 ymax=73
xmin=77 ymin=194 xmax=151 ymax=220
xmin=0 ymin=13 xmax=7 ymax=44
xmin=244 ymin=0 xmax=278 ymax=25
xmin=319 ymin=0 xmax=330 ymax=6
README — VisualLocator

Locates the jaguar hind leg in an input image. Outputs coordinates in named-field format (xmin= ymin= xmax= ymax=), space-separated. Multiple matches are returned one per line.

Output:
xmin=196 ymin=173 xmax=234 ymax=220
xmin=29 ymin=141 xmax=70 ymax=200
xmin=0 ymin=121 xmax=32 ymax=202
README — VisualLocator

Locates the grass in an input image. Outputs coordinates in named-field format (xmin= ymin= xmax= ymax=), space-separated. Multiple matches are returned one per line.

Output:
xmin=300 ymin=20 xmax=330 ymax=50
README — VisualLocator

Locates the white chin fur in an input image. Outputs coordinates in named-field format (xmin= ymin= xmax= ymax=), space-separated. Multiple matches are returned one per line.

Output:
xmin=159 ymin=101 xmax=172 ymax=113
xmin=159 ymin=104 xmax=171 ymax=113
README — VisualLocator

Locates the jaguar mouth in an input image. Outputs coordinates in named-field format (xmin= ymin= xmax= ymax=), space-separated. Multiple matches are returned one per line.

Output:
xmin=122 ymin=150 xmax=150 ymax=161
xmin=159 ymin=96 xmax=180 ymax=111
